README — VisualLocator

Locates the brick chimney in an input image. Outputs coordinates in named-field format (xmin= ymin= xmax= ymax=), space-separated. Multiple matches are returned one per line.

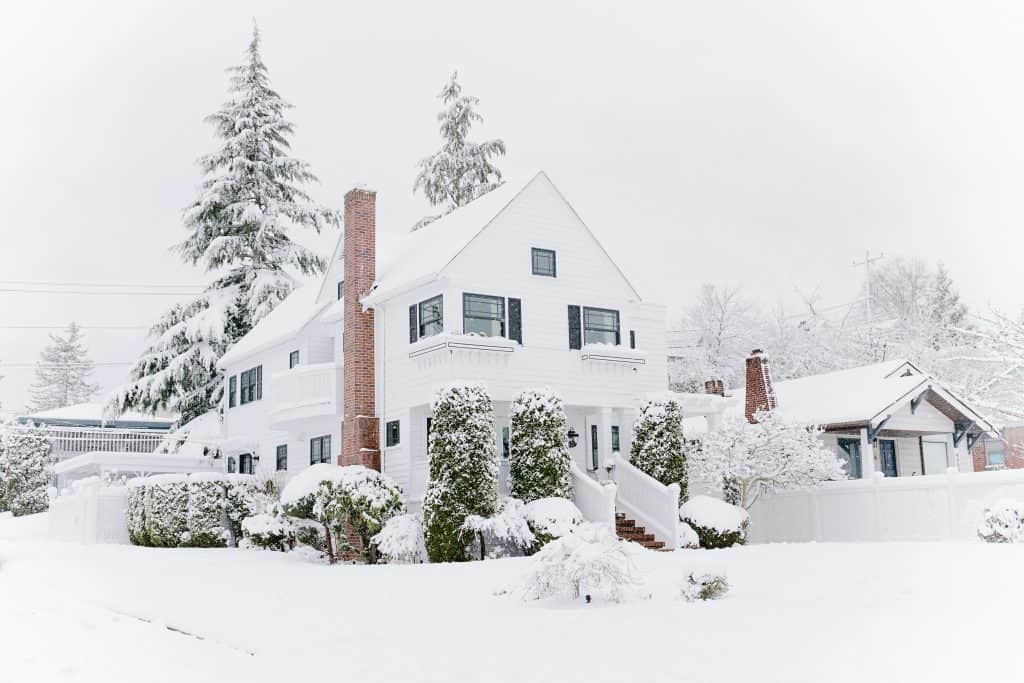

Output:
xmin=744 ymin=349 xmax=777 ymax=423
xmin=704 ymin=379 xmax=725 ymax=397
xmin=340 ymin=188 xmax=380 ymax=470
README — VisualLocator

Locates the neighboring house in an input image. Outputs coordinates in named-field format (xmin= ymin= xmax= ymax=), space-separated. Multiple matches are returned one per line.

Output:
xmin=216 ymin=172 xmax=670 ymax=517
xmin=972 ymin=425 xmax=1024 ymax=471
xmin=724 ymin=351 xmax=998 ymax=477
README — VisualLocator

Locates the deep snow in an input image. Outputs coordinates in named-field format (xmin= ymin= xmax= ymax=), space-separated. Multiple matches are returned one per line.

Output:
xmin=2 ymin=512 xmax=1023 ymax=683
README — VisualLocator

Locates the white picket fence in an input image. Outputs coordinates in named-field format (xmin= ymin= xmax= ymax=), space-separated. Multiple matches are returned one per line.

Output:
xmin=748 ymin=469 xmax=1024 ymax=543
xmin=48 ymin=478 xmax=130 ymax=544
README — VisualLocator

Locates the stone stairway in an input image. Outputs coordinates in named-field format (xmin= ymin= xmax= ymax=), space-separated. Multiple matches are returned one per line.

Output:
xmin=615 ymin=512 xmax=666 ymax=550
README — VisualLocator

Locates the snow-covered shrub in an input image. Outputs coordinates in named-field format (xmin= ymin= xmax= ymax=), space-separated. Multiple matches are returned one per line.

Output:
xmin=679 ymin=495 xmax=749 ymax=549
xmin=630 ymin=398 xmax=688 ymax=499
xmin=242 ymin=504 xmax=292 ymax=551
xmin=978 ymin=500 xmax=1024 ymax=543
xmin=145 ymin=475 xmax=190 ymax=547
xmin=0 ymin=429 xmax=52 ymax=516
xmin=186 ymin=473 xmax=227 ymax=548
xmin=520 ymin=523 xmax=642 ymax=603
xmin=293 ymin=520 xmax=328 ymax=555
xmin=224 ymin=475 xmax=263 ymax=545
xmin=509 ymin=388 xmax=573 ymax=503
xmin=126 ymin=479 xmax=149 ymax=546
xmin=423 ymin=382 xmax=498 ymax=562
xmin=523 ymin=497 xmax=583 ymax=549
xmin=681 ymin=572 xmax=730 ymax=602
xmin=281 ymin=464 xmax=352 ymax=563
xmin=321 ymin=466 xmax=405 ymax=564
xmin=678 ymin=521 xmax=700 ymax=549
xmin=462 ymin=497 xmax=536 ymax=559
xmin=373 ymin=513 xmax=426 ymax=564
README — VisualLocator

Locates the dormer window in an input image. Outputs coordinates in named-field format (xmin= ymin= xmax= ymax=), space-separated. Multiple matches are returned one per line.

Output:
xmin=531 ymin=248 xmax=556 ymax=277
xmin=337 ymin=281 xmax=344 ymax=300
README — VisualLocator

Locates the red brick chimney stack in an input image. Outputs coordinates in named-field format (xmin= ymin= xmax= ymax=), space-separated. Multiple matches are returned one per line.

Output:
xmin=744 ymin=349 xmax=777 ymax=423
xmin=704 ymin=379 xmax=725 ymax=397
xmin=340 ymin=188 xmax=380 ymax=470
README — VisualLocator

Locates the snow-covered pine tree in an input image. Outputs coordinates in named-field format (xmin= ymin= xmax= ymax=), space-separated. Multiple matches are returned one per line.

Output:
xmin=422 ymin=382 xmax=498 ymax=562
xmin=412 ymin=71 xmax=506 ymax=229
xmin=629 ymin=399 xmax=688 ymax=500
xmin=112 ymin=26 xmax=339 ymax=423
xmin=509 ymin=388 xmax=573 ymax=503
xmin=926 ymin=262 xmax=968 ymax=349
xmin=26 ymin=322 xmax=99 ymax=413
xmin=0 ymin=427 xmax=52 ymax=516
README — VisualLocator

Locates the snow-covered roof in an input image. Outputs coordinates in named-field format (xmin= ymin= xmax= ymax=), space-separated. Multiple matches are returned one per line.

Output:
xmin=218 ymin=281 xmax=329 ymax=368
xmin=21 ymin=403 xmax=177 ymax=428
xmin=52 ymin=451 xmax=216 ymax=476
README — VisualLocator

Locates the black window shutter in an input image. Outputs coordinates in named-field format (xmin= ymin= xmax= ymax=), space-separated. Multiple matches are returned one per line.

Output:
xmin=629 ymin=330 xmax=636 ymax=349
xmin=568 ymin=305 xmax=582 ymax=350
xmin=256 ymin=365 xmax=262 ymax=400
xmin=409 ymin=304 xmax=418 ymax=343
xmin=508 ymin=298 xmax=522 ymax=344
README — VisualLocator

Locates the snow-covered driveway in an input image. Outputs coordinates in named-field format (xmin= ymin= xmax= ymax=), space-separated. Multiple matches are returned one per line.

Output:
xmin=2 ymin=513 xmax=1022 ymax=683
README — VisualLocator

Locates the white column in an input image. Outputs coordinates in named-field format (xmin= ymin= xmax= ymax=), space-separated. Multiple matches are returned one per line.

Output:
xmin=859 ymin=427 xmax=876 ymax=479
xmin=599 ymin=407 xmax=614 ymax=471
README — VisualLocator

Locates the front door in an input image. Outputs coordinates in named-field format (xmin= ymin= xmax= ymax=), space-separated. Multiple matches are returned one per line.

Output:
xmin=879 ymin=439 xmax=898 ymax=477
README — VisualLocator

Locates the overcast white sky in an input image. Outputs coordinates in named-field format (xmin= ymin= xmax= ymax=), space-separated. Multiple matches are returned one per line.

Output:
xmin=2 ymin=0 xmax=1023 ymax=413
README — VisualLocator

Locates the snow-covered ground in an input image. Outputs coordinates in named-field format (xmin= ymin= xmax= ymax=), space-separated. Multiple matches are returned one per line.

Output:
xmin=2 ymin=513 xmax=1022 ymax=683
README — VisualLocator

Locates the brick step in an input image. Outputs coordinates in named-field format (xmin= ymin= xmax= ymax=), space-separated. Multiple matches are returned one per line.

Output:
xmin=614 ymin=513 xmax=669 ymax=551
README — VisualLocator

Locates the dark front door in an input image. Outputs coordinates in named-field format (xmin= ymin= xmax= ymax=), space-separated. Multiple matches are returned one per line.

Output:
xmin=879 ymin=439 xmax=898 ymax=477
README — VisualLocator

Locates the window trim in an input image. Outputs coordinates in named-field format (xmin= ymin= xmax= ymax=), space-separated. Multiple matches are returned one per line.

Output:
xmin=310 ymin=435 xmax=332 ymax=465
xmin=385 ymin=420 xmax=401 ymax=448
xmin=462 ymin=292 xmax=506 ymax=338
xmin=531 ymin=247 xmax=557 ymax=277
xmin=582 ymin=307 xmax=621 ymax=346
xmin=289 ymin=350 xmax=299 ymax=369
xmin=276 ymin=444 xmax=288 ymax=471
xmin=418 ymin=295 xmax=444 ymax=339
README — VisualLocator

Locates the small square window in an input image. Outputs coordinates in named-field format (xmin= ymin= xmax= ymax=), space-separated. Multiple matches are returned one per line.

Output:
xmin=289 ymin=350 xmax=299 ymax=369
xmin=386 ymin=420 xmax=400 ymax=448
xmin=276 ymin=445 xmax=288 ymax=471
xmin=532 ymin=248 xmax=556 ymax=277
xmin=337 ymin=281 xmax=344 ymax=300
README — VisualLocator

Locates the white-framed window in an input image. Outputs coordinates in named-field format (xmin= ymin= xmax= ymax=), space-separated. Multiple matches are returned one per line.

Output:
xmin=463 ymin=293 xmax=505 ymax=337
xmin=531 ymin=248 xmax=556 ymax=277
xmin=310 ymin=435 xmax=331 ymax=465
xmin=239 ymin=366 xmax=262 ymax=404
xmin=582 ymin=307 xmax=620 ymax=345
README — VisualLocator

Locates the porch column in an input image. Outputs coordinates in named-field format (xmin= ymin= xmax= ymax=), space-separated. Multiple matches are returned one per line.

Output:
xmin=859 ymin=427 xmax=876 ymax=479
xmin=599 ymin=407 xmax=614 ymax=471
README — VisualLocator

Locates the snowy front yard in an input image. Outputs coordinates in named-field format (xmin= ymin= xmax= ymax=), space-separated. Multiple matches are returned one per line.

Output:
xmin=2 ymin=513 xmax=1022 ymax=683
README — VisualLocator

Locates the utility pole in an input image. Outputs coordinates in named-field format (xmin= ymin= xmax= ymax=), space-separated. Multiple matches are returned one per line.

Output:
xmin=853 ymin=250 xmax=884 ymax=327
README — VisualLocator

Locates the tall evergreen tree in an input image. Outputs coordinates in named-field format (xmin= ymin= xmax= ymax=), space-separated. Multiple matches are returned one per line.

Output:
xmin=27 ymin=322 xmax=99 ymax=412
xmin=112 ymin=26 xmax=339 ymax=423
xmin=629 ymin=399 xmax=688 ymax=501
xmin=509 ymin=388 xmax=573 ymax=503
xmin=0 ymin=427 xmax=52 ymax=516
xmin=412 ymin=71 xmax=506 ymax=229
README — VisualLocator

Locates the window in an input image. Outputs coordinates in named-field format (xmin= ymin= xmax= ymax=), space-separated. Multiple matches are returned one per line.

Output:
xmin=502 ymin=426 xmax=510 ymax=459
xmin=337 ymin=280 xmax=344 ymax=300
xmin=418 ymin=295 xmax=443 ymax=338
xmin=611 ymin=426 xmax=620 ymax=453
xmin=879 ymin=439 xmax=897 ymax=477
xmin=837 ymin=438 xmax=862 ymax=479
xmin=386 ymin=420 xmax=400 ymax=448
xmin=590 ymin=424 xmax=599 ymax=470
xmin=276 ymin=445 xmax=288 ymax=471
xmin=239 ymin=453 xmax=254 ymax=475
xmin=227 ymin=456 xmax=237 ymax=474
xmin=310 ymin=435 xmax=331 ymax=465
xmin=987 ymin=444 xmax=1006 ymax=468
xmin=531 ymin=248 xmax=556 ymax=277
xmin=239 ymin=366 xmax=262 ymax=404
xmin=228 ymin=375 xmax=237 ymax=408
xmin=289 ymin=350 xmax=299 ymax=369
xmin=463 ymin=293 xmax=505 ymax=337
xmin=583 ymin=307 xmax=620 ymax=345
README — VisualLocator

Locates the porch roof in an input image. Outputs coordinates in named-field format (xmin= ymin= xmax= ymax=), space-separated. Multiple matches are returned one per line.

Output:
xmin=52 ymin=451 xmax=217 ymax=476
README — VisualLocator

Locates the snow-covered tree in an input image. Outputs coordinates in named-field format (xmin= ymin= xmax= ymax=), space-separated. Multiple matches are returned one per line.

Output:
xmin=320 ymin=466 xmax=405 ymax=564
xmin=941 ymin=308 xmax=1024 ymax=423
xmin=0 ymin=427 xmax=51 ymax=516
xmin=462 ymin=497 xmax=536 ymax=559
xmin=629 ymin=398 xmax=687 ymax=500
xmin=373 ymin=513 xmax=426 ymax=563
xmin=509 ymin=388 xmax=572 ymax=503
xmin=26 ymin=322 xmax=99 ymax=412
xmin=693 ymin=410 xmax=846 ymax=510
xmin=113 ymin=25 xmax=339 ymax=423
xmin=422 ymin=382 xmax=498 ymax=562
xmin=412 ymin=71 xmax=506 ymax=229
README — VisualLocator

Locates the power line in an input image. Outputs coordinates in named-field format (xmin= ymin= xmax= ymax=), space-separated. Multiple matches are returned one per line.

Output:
xmin=0 ymin=279 xmax=201 ymax=289
xmin=0 ymin=325 xmax=150 ymax=330
xmin=0 ymin=361 xmax=135 ymax=368
xmin=0 ymin=288 xmax=200 ymax=296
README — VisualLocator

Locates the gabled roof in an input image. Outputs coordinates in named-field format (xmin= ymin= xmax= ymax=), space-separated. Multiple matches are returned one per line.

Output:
xmin=218 ymin=282 xmax=329 ymax=368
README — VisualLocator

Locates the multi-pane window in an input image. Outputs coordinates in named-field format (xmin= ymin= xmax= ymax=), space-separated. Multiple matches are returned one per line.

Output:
xmin=531 ymin=248 xmax=557 ymax=277
xmin=337 ymin=281 xmax=344 ymax=300
xmin=310 ymin=435 xmax=331 ymax=465
xmin=276 ymin=445 xmax=288 ymax=471
xmin=582 ymin=307 xmax=620 ymax=345
xmin=289 ymin=350 xmax=299 ymax=369
xmin=611 ymin=426 xmax=620 ymax=453
xmin=239 ymin=453 xmax=254 ymax=475
xmin=227 ymin=456 xmax=237 ymax=474
xmin=418 ymin=295 xmax=443 ymax=338
xmin=463 ymin=293 xmax=505 ymax=337
xmin=228 ymin=375 xmax=237 ymax=408
xmin=239 ymin=366 xmax=262 ymax=404
xmin=386 ymin=420 xmax=400 ymax=448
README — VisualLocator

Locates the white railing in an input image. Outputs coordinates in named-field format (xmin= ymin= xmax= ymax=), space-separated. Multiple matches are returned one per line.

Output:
xmin=269 ymin=362 xmax=340 ymax=424
xmin=48 ymin=477 xmax=130 ymax=544
xmin=570 ymin=462 xmax=617 ymax=531
xmin=610 ymin=452 xmax=680 ymax=547
xmin=17 ymin=426 xmax=168 ymax=459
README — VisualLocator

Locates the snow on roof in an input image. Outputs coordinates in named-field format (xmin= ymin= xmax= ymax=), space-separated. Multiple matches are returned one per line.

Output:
xmin=23 ymin=402 xmax=176 ymax=426
xmin=218 ymin=281 xmax=328 ymax=368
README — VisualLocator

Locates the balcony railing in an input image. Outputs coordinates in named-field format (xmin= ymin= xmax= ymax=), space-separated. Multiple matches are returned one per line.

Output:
xmin=269 ymin=362 xmax=341 ymax=425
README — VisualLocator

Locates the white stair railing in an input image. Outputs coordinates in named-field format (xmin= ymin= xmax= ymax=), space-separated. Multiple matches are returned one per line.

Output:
xmin=570 ymin=461 xmax=617 ymax=532
xmin=609 ymin=452 xmax=680 ymax=548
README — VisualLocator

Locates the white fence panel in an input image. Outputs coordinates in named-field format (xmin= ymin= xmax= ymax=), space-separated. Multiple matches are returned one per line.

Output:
xmin=48 ymin=478 xmax=129 ymax=544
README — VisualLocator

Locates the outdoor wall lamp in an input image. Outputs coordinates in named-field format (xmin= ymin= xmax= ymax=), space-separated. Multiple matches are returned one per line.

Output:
xmin=567 ymin=428 xmax=579 ymax=448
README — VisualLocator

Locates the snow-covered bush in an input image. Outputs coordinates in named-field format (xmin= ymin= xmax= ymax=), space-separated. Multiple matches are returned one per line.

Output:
xmin=678 ymin=521 xmax=700 ymax=549
xmin=373 ymin=513 xmax=426 ymax=564
xmin=681 ymin=572 xmax=730 ymax=602
xmin=693 ymin=409 xmax=846 ymax=510
xmin=186 ymin=473 xmax=228 ymax=548
xmin=281 ymin=464 xmax=349 ymax=563
xmin=978 ymin=500 xmax=1024 ymax=543
xmin=224 ymin=475 xmax=264 ymax=545
xmin=423 ymin=382 xmax=498 ymax=562
xmin=630 ymin=398 xmax=687 ymax=499
xmin=322 ymin=466 xmax=405 ymax=564
xmin=242 ymin=504 xmax=292 ymax=551
xmin=462 ymin=497 xmax=536 ymax=559
xmin=509 ymin=388 xmax=573 ymax=503
xmin=126 ymin=479 xmax=149 ymax=545
xmin=680 ymin=495 xmax=749 ymax=549
xmin=145 ymin=475 xmax=190 ymax=547
xmin=520 ymin=523 xmax=642 ymax=603
xmin=523 ymin=497 xmax=584 ymax=550
xmin=0 ymin=428 xmax=52 ymax=516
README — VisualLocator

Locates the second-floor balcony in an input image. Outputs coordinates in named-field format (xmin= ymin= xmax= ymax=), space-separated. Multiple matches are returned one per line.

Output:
xmin=269 ymin=362 xmax=342 ymax=427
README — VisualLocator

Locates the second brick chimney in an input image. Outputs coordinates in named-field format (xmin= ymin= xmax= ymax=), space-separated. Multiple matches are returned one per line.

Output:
xmin=340 ymin=188 xmax=380 ymax=470
xmin=744 ymin=349 xmax=777 ymax=423
xmin=704 ymin=379 xmax=725 ymax=397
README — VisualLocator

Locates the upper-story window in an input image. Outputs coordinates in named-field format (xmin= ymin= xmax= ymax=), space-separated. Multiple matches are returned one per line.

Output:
xmin=228 ymin=375 xmax=237 ymax=408
xmin=289 ymin=350 xmax=299 ymax=369
xmin=583 ymin=307 xmax=620 ymax=345
xmin=463 ymin=293 xmax=505 ymax=337
xmin=418 ymin=295 xmax=443 ymax=338
xmin=531 ymin=248 xmax=556 ymax=277
xmin=337 ymin=281 xmax=344 ymax=300
xmin=239 ymin=365 xmax=262 ymax=405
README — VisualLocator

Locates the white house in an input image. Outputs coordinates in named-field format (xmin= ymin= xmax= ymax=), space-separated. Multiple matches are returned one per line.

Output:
xmin=215 ymin=172 xmax=685 ymax=546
